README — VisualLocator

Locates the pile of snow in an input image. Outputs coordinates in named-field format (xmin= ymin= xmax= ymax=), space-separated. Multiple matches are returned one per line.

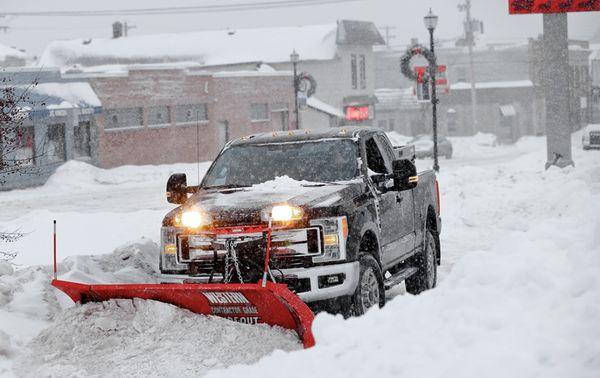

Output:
xmin=44 ymin=160 xmax=209 ymax=190
xmin=0 ymin=239 xmax=300 ymax=376
xmin=16 ymin=300 xmax=300 ymax=377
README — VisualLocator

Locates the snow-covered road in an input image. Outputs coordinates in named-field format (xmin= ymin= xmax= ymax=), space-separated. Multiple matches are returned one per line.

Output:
xmin=0 ymin=133 xmax=599 ymax=377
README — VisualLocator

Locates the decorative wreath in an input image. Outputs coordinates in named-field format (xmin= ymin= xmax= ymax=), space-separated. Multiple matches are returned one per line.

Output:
xmin=400 ymin=44 xmax=437 ymax=82
xmin=296 ymin=72 xmax=317 ymax=98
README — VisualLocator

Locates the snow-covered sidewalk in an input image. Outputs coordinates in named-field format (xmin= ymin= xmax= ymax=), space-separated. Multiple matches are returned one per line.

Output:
xmin=0 ymin=134 xmax=598 ymax=377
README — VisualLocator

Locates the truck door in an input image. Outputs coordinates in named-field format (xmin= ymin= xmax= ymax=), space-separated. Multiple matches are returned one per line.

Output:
xmin=374 ymin=134 xmax=416 ymax=267
xmin=364 ymin=135 xmax=404 ymax=267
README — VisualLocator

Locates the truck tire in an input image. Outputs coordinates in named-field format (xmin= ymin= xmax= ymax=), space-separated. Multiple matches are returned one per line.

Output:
xmin=406 ymin=230 xmax=437 ymax=295
xmin=349 ymin=253 xmax=385 ymax=316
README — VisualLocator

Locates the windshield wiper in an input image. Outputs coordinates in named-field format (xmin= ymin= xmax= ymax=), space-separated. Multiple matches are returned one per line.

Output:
xmin=203 ymin=184 xmax=249 ymax=190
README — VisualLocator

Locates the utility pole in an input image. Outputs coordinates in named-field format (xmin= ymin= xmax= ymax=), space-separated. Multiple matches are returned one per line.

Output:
xmin=459 ymin=0 xmax=478 ymax=134
xmin=380 ymin=25 xmax=396 ymax=49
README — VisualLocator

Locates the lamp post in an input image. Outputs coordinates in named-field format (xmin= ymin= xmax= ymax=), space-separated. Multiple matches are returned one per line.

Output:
xmin=290 ymin=49 xmax=300 ymax=129
xmin=424 ymin=8 xmax=440 ymax=172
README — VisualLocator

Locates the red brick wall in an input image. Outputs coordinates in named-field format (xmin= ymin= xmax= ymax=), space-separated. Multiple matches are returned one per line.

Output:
xmin=91 ymin=69 xmax=294 ymax=169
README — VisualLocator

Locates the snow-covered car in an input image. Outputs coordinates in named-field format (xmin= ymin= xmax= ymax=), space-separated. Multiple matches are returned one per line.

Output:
xmin=410 ymin=134 xmax=454 ymax=159
xmin=582 ymin=124 xmax=600 ymax=150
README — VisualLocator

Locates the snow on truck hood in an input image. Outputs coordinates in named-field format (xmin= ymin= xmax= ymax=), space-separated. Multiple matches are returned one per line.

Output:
xmin=190 ymin=176 xmax=359 ymax=211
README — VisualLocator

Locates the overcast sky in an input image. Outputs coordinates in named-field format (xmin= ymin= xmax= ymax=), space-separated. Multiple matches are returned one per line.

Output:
xmin=1 ymin=0 xmax=598 ymax=58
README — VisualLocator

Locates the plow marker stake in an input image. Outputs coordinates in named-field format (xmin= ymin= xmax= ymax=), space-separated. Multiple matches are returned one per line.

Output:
xmin=52 ymin=279 xmax=315 ymax=348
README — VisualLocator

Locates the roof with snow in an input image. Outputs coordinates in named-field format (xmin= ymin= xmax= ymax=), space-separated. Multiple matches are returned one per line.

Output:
xmin=12 ymin=82 xmax=101 ymax=119
xmin=0 ymin=43 xmax=26 ymax=61
xmin=451 ymin=80 xmax=534 ymax=90
xmin=375 ymin=88 xmax=420 ymax=111
xmin=40 ymin=20 xmax=384 ymax=68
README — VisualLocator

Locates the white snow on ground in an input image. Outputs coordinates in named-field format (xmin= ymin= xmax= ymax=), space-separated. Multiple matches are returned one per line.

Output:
xmin=209 ymin=134 xmax=600 ymax=378
xmin=0 ymin=133 xmax=599 ymax=377
xmin=16 ymin=300 xmax=300 ymax=378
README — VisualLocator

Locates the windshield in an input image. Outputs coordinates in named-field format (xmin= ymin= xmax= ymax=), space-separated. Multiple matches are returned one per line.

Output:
xmin=202 ymin=139 xmax=359 ymax=188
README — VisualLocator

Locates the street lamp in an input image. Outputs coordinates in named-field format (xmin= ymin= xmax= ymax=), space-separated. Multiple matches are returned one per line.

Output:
xmin=290 ymin=49 xmax=300 ymax=129
xmin=424 ymin=8 xmax=440 ymax=173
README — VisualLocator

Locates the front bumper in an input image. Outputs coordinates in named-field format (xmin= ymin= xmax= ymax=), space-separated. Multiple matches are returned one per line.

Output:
xmin=158 ymin=261 xmax=360 ymax=303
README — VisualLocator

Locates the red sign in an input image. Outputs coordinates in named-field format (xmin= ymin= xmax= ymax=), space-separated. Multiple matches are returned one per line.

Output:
xmin=345 ymin=106 xmax=370 ymax=121
xmin=509 ymin=0 xmax=600 ymax=14
xmin=414 ymin=65 xmax=450 ymax=95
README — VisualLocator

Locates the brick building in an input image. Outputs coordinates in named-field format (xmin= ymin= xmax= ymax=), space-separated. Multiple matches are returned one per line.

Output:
xmin=41 ymin=20 xmax=384 ymax=130
xmin=64 ymin=65 xmax=295 ymax=168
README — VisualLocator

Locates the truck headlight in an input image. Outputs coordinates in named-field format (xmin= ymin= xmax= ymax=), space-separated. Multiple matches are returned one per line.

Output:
xmin=181 ymin=210 xmax=204 ymax=229
xmin=269 ymin=205 xmax=303 ymax=222
xmin=311 ymin=216 xmax=348 ymax=263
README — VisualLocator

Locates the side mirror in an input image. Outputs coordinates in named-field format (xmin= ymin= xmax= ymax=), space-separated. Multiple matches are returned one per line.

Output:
xmin=166 ymin=173 xmax=188 ymax=204
xmin=393 ymin=159 xmax=418 ymax=192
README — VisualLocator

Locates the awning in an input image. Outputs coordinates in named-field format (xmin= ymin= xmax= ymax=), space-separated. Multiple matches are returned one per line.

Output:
xmin=14 ymin=82 xmax=102 ymax=120
xmin=307 ymin=96 xmax=345 ymax=118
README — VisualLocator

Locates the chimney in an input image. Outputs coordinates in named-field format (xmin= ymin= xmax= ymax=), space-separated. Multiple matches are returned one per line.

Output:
xmin=112 ymin=22 xmax=123 ymax=39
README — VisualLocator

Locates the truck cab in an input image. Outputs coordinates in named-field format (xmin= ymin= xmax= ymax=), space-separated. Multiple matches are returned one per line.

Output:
xmin=160 ymin=127 xmax=441 ymax=315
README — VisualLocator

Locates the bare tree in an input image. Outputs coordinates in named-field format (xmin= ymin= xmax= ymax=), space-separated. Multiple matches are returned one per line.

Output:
xmin=0 ymin=74 xmax=43 ymax=262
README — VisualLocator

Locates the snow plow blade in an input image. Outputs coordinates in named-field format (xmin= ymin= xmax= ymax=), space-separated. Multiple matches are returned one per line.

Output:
xmin=52 ymin=279 xmax=315 ymax=348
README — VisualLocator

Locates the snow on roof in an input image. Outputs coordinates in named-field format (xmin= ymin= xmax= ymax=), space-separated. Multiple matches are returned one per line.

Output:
xmin=375 ymin=88 xmax=420 ymax=110
xmin=30 ymin=82 xmax=101 ymax=108
xmin=306 ymin=96 xmax=345 ymax=118
xmin=40 ymin=23 xmax=339 ymax=68
xmin=0 ymin=43 xmax=26 ymax=60
xmin=451 ymin=80 xmax=534 ymax=90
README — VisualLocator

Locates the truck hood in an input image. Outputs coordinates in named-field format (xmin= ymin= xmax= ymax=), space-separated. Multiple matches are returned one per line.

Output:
xmin=184 ymin=176 xmax=362 ymax=225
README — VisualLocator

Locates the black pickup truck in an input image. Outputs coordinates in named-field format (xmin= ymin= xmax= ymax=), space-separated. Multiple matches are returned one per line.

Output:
xmin=160 ymin=127 xmax=441 ymax=315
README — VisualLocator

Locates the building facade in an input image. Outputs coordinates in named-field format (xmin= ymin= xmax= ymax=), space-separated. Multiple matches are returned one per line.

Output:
xmin=65 ymin=65 xmax=295 ymax=168
xmin=41 ymin=20 xmax=385 ymax=130
xmin=0 ymin=68 xmax=101 ymax=190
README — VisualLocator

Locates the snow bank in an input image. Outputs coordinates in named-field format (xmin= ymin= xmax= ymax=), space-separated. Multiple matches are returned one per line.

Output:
xmin=1 ymin=239 xmax=299 ymax=376
xmin=16 ymin=300 xmax=300 ymax=378
xmin=209 ymin=137 xmax=600 ymax=378
xmin=44 ymin=160 xmax=210 ymax=190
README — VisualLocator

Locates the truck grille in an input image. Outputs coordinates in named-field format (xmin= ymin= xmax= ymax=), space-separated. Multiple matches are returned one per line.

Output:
xmin=177 ymin=227 xmax=321 ymax=278
xmin=590 ymin=133 xmax=600 ymax=146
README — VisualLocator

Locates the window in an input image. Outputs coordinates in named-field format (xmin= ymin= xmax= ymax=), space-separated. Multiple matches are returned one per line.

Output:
xmin=359 ymin=54 xmax=367 ymax=89
xmin=175 ymin=104 xmax=208 ymax=123
xmin=104 ymin=108 xmax=143 ymax=129
xmin=351 ymin=54 xmax=358 ymax=89
xmin=250 ymin=103 xmax=269 ymax=122
xmin=148 ymin=106 xmax=171 ymax=126
xmin=73 ymin=121 xmax=91 ymax=158
xmin=45 ymin=123 xmax=66 ymax=163
xmin=365 ymin=137 xmax=386 ymax=175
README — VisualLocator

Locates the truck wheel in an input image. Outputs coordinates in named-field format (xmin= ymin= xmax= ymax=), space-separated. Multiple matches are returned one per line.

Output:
xmin=406 ymin=230 xmax=437 ymax=295
xmin=350 ymin=253 xmax=385 ymax=316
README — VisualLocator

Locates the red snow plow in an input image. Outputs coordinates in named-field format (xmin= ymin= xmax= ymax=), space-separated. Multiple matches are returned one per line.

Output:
xmin=51 ymin=221 xmax=316 ymax=348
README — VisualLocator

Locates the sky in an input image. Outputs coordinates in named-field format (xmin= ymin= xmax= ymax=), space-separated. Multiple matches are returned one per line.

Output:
xmin=0 ymin=0 xmax=598 ymax=58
